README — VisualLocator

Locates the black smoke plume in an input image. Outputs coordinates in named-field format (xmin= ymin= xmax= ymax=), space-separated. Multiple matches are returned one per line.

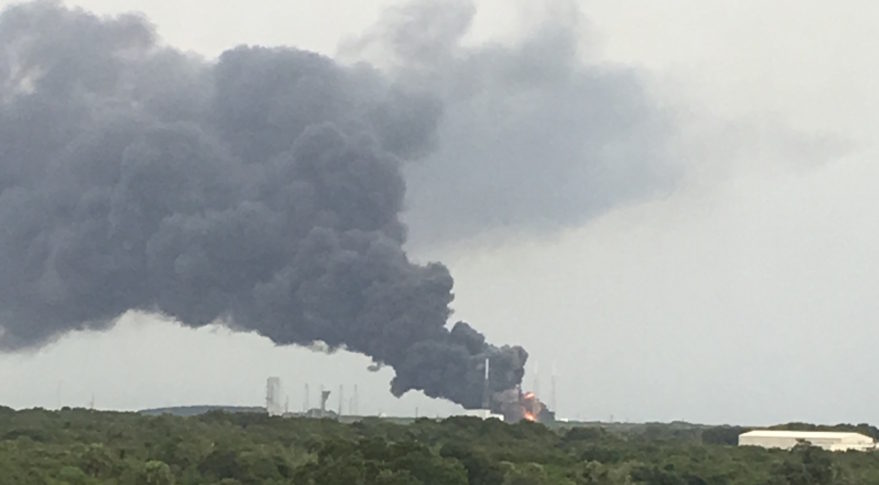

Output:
xmin=0 ymin=2 xmax=525 ymax=408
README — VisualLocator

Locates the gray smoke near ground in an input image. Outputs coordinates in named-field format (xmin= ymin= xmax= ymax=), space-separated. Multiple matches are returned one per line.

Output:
xmin=344 ymin=0 xmax=677 ymax=246
xmin=0 ymin=1 xmax=526 ymax=409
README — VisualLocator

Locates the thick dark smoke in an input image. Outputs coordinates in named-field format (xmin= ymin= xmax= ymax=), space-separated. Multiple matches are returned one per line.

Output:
xmin=0 ymin=1 xmax=525 ymax=408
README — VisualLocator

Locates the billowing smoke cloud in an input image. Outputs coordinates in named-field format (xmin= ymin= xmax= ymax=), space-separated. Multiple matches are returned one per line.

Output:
xmin=345 ymin=0 xmax=677 ymax=245
xmin=0 ymin=1 xmax=525 ymax=408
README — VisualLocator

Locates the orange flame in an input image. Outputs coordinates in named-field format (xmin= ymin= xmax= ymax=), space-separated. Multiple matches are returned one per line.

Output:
xmin=518 ymin=390 xmax=544 ymax=422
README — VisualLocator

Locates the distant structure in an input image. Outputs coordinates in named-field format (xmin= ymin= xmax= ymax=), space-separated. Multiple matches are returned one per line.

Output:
xmin=320 ymin=389 xmax=331 ymax=412
xmin=265 ymin=377 xmax=283 ymax=417
xmin=481 ymin=357 xmax=491 ymax=409
xmin=462 ymin=409 xmax=504 ymax=420
xmin=338 ymin=385 xmax=344 ymax=416
xmin=296 ymin=388 xmax=338 ymax=419
xmin=739 ymin=430 xmax=875 ymax=452
xmin=350 ymin=384 xmax=359 ymax=415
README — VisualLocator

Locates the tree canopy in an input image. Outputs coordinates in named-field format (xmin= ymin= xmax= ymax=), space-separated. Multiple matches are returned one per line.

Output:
xmin=1 ymin=408 xmax=878 ymax=484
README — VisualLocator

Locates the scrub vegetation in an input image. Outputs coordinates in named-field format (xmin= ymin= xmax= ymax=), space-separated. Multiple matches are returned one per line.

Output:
xmin=2 ymin=406 xmax=879 ymax=484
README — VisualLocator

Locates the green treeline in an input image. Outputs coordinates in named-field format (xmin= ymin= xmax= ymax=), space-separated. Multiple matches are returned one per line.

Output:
xmin=2 ymin=406 xmax=879 ymax=484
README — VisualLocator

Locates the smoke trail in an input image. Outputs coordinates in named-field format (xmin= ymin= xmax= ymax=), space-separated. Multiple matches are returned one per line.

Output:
xmin=0 ymin=2 xmax=524 ymax=407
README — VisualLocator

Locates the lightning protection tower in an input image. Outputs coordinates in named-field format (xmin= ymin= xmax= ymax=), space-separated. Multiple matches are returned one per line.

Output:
xmin=338 ymin=385 xmax=344 ymax=416
xmin=481 ymin=357 xmax=491 ymax=409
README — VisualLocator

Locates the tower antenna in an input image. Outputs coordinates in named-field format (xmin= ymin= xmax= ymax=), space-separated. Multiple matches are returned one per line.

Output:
xmin=338 ymin=385 xmax=344 ymax=416
xmin=352 ymin=384 xmax=359 ymax=415
xmin=303 ymin=383 xmax=310 ymax=413
xmin=481 ymin=357 xmax=491 ymax=409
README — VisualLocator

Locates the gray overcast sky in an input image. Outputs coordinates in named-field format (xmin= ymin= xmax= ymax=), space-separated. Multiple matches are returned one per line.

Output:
xmin=1 ymin=0 xmax=878 ymax=425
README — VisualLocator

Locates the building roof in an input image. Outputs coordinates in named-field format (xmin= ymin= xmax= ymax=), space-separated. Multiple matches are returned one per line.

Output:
xmin=740 ymin=430 xmax=873 ymax=441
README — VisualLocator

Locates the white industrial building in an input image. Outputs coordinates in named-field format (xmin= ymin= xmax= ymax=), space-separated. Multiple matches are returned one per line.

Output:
xmin=738 ymin=430 xmax=875 ymax=452
xmin=461 ymin=409 xmax=504 ymax=420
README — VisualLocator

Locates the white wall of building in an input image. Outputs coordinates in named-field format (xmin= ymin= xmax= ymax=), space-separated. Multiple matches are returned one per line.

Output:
xmin=739 ymin=430 xmax=875 ymax=452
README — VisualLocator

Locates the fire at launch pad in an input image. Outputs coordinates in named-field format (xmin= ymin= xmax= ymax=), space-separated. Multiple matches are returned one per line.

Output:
xmin=491 ymin=387 xmax=555 ymax=424
xmin=474 ymin=356 xmax=555 ymax=424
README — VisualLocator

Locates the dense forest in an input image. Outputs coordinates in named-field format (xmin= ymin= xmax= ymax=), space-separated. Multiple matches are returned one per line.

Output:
xmin=2 ymin=406 xmax=879 ymax=484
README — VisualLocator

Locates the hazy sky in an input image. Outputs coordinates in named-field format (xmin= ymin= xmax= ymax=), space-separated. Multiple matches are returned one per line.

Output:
xmin=1 ymin=0 xmax=878 ymax=425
